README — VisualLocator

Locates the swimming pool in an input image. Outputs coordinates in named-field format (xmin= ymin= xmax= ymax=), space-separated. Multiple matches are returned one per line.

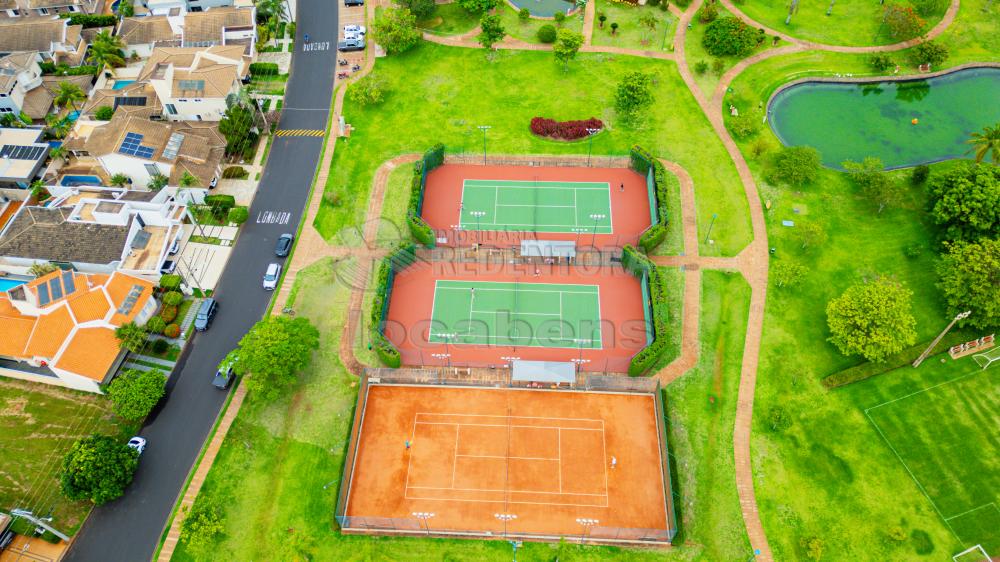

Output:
xmin=67 ymin=110 xmax=81 ymax=121
xmin=112 ymin=80 xmax=135 ymax=90
xmin=767 ymin=66 xmax=1000 ymax=169
xmin=60 ymin=175 xmax=104 ymax=187
xmin=0 ymin=278 xmax=26 ymax=293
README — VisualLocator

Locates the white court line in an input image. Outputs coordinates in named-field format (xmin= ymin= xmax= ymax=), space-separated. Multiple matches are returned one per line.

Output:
xmin=451 ymin=425 xmax=460 ymax=488
xmin=438 ymin=286 xmax=598 ymax=295
xmin=470 ymin=309 xmax=562 ymax=317
xmin=415 ymin=421 xmax=603 ymax=431
xmin=436 ymin=280 xmax=600 ymax=290
xmin=455 ymin=454 xmax=560 ymax=461
xmin=406 ymin=485 xmax=607 ymax=497
xmin=401 ymin=493 xmax=609 ymax=508
xmin=558 ymin=428 xmax=562 ymax=493
xmin=415 ymin=412 xmax=604 ymax=423
xmin=495 ymin=204 xmax=578 ymax=208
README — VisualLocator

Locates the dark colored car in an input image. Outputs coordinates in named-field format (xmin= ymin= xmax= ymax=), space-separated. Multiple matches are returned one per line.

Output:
xmin=275 ymin=233 xmax=294 ymax=257
xmin=159 ymin=260 xmax=176 ymax=275
xmin=344 ymin=0 xmax=363 ymax=5
xmin=193 ymin=298 xmax=218 ymax=331
xmin=337 ymin=38 xmax=365 ymax=51
xmin=212 ymin=359 xmax=236 ymax=390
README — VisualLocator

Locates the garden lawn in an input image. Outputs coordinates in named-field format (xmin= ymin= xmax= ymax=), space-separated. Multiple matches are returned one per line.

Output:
xmin=734 ymin=0 xmax=948 ymax=47
xmin=171 ymin=259 xmax=751 ymax=560
xmin=417 ymin=3 xmax=480 ymax=36
xmin=0 ymin=379 xmax=125 ymax=536
xmin=499 ymin=4 xmax=584 ymax=45
xmin=590 ymin=0 xmax=676 ymax=53
xmin=317 ymin=42 xmax=752 ymax=257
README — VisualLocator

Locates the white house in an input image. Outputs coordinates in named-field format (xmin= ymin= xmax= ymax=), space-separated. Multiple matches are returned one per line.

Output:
xmin=0 ymin=52 xmax=41 ymax=117
xmin=117 ymin=7 xmax=256 ymax=59
xmin=139 ymin=45 xmax=248 ymax=121
xmin=0 ymin=127 xmax=49 ymax=193
xmin=0 ymin=19 xmax=87 ymax=66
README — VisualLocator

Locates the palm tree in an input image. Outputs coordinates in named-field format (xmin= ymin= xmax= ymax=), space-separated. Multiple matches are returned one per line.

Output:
xmin=53 ymin=81 xmax=86 ymax=113
xmin=45 ymin=113 xmax=71 ymax=139
xmin=110 ymin=173 xmax=131 ymax=187
xmin=49 ymin=145 xmax=68 ymax=162
xmin=179 ymin=171 xmax=200 ymax=187
xmin=255 ymin=0 xmax=287 ymax=23
xmin=967 ymin=123 xmax=1000 ymax=164
xmin=87 ymin=31 xmax=126 ymax=69
xmin=148 ymin=173 xmax=168 ymax=191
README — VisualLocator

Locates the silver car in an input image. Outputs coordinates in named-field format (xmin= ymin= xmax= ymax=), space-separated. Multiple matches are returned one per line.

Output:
xmin=263 ymin=262 xmax=281 ymax=291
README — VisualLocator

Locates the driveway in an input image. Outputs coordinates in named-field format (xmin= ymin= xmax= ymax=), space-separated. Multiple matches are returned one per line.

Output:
xmin=62 ymin=0 xmax=339 ymax=559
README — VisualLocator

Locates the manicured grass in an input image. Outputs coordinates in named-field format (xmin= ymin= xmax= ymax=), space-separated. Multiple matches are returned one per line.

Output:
xmin=652 ymin=266 xmax=684 ymax=370
xmin=500 ymin=4 xmax=584 ymax=44
xmin=418 ymin=2 xmax=481 ymax=36
xmin=170 ymin=256 xmax=755 ymax=560
xmin=317 ymin=42 xmax=752 ymax=257
xmin=0 ymin=380 xmax=125 ymax=536
xmin=591 ymin=0 xmax=676 ymax=52
xmin=651 ymin=164 xmax=684 ymax=256
xmin=375 ymin=163 xmax=413 ymax=248
xmin=734 ymin=0 xmax=947 ymax=46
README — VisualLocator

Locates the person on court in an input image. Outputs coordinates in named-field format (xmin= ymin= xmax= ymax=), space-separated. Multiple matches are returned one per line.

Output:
xmin=611 ymin=456 xmax=617 ymax=469
xmin=619 ymin=183 xmax=624 ymax=192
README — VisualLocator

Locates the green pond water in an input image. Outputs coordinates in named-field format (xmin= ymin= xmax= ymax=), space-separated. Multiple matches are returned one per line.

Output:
xmin=767 ymin=67 xmax=1000 ymax=170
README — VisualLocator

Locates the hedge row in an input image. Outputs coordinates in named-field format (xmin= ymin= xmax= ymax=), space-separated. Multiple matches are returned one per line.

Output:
xmin=622 ymin=245 xmax=671 ymax=376
xmin=630 ymin=145 xmax=671 ymax=252
xmin=369 ymin=243 xmax=417 ymax=368
xmin=822 ymin=329 xmax=978 ymax=389
xmin=248 ymin=62 xmax=279 ymax=76
xmin=529 ymin=117 xmax=603 ymax=141
xmin=405 ymin=144 xmax=444 ymax=247
xmin=65 ymin=14 xmax=117 ymax=27
xmin=39 ymin=62 xmax=98 ymax=76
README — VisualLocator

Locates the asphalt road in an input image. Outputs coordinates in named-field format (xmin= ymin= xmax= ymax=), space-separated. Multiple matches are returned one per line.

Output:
xmin=63 ymin=3 xmax=338 ymax=560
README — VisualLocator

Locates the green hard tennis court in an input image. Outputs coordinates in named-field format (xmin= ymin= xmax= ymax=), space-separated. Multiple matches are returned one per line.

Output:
xmin=428 ymin=280 xmax=603 ymax=349
xmin=459 ymin=179 xmax=613 ymax=234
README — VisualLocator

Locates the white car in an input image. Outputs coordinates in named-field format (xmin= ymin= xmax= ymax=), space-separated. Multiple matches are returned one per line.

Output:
xmin=263 ymin=262 xmax=281 ymax=291
xmin=344 ymin=24 xmax=366 ymax=35
xmin=127 ymin=436 xmax=147 ymax=456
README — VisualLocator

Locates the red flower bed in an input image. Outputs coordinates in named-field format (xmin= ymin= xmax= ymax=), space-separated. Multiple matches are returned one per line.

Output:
xmin=530 ymin=117 xmax=604 ymax=141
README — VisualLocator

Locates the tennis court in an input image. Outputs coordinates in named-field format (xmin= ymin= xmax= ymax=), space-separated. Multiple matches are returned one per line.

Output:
xmin=459 ymin=179 xmax=613 ymax=234
xmin=428 ymin=280 xmax=602 ymax=350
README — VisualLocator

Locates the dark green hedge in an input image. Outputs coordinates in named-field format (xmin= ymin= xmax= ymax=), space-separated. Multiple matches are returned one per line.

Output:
xmin=39 ymin=62 xmax=98 ymax=76
xmin=369 ymin=243 xmax=417 ymax=368
xmin=822 ymin=329 xmax=978 ymax=389
xmin=631 ymin=145 xmax=671 ymax=252
xmin=248 ymin=62 xmax=279 ymax=76
xmin=622 ymin=245 xmax=671 ymax=376
xmin=405 ymin=143 xmax=445 ymax=248
xmin=65 ymin=14 xmax=117 ymax=27
xmin=424 ymin=142 xmax=445 ymax=171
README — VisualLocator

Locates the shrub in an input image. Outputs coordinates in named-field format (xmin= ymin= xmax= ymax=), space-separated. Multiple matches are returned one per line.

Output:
xmin=159 ymin=274 xmax=181 ymax=291
xmin=728 ymin=113 xmax=760 ymax=139
xmin=537 ymin=24 xmax=557 ymax=43
xmin=151 ymin=338 xmax=169 ymax=355
xmin=767 ymin=146 xmax=821 ymax=186
xmin=518 ymin=7 xmax=530 ymax=21
xmin=160 ymin=305 xmax=178 ymax=323
xmin=39 ymin=63 xmax=98 ymax=76
xmin=529 ymin=116 xmax=604 ymax=140
xmin=908 ymin=41 xmax=948 ymax=67
xmin=164 ymin=324 xmax=181 ymax=338
xmin=228 ymin=206 xmax=249 ymax=225
xmin=751 ymin=138 xmax=772 ymax=158
xmin=222 ymin=166 xmax=249 ymax=179
xmin=145 ymin=316 xmax=167 ymax=335
xmin=204 ymin=194 xmax=236 ymax=219
xmin=697 ymin=2 xmax=718 ymax=22
xmin=702 ymin=16 xmax=759 ymax=57
xmin=553 ymin=11 xmax=565 ymax=25
xmin=711 ymin=58 xmax=725 ymax=75
xmin=162 ymin=291 xmax=183 ymax=306
xmin=910 ymin=0 xmax=944 ymax=16
xmin=673 ymin=0 xmax=691 ymax=7
xmin=868 ymin=54 xmax=894 ymax=72
xmin=323 ymin=190 xmax=343 ymax=207
xmin=910 ymin=164 xmax=930 ymax=184
xmin=369 ymin=244 xmax=417 ymax=367
xmin=248 ymin=62 xmax=279 ymax=76
xmin=694 ymin=60 xmax=709 ymax=74
xmin=347 ymin=72 xmax=388 ymax=106
xmin=883 ymin=3 xmax=924 ymax=40
xmin=94 ymin=106 xmax=114 ymax=120
xmin=66 ymin=14 xmax=117 ymax=27
xmin=621 ymin=244 xmax=672 ymax=375
xmin=903 ymin=243 xmax=923 ymax=259
xmin=822 ymin=329 xmax=975 ymax=388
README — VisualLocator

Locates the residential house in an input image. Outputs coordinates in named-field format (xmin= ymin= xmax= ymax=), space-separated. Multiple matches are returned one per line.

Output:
xmin=139 ymin=0 xmax=245 ymax=17
xmin=0 ymin=127 xmax=48 ymax=192
xmin=117 ymin=15 xmax=179 ymax=59
xmin=0 ymin=19 xmax=87 ymax=66
xmin=0 ymin=183 xmax=189 ymax=276
xmin=182 ymin=7 xmax=256 ymax=54
xmin=139 ymin=45 xmax=248 ymax=121
xmin=0 ymin=51 xmax=41 ymax=117
xmin=64 ymin=112 xmax=225 ymax=187
xmin=0 ymin=0 xmax=98 ymax=19
xmin=0 ymin=269 xmax=157 ymax=392
xmin=81 ymin=79 xmax=163 ymax=119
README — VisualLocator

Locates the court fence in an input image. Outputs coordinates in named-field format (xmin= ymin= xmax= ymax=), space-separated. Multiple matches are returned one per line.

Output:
xmin=369 ymin=243 xmax=417 ymax=367
xmin=629 ymin=145 xmax=671 ymax=252
xmin=407 ymin=144 xmax=445 ymax=247
xmin=621 ymin=245 xmax=671 ymax=376
xmin=444 ymin=152 xmax=632 ymax=169
xmin=334 ymin=369 xmax=678 ymax=546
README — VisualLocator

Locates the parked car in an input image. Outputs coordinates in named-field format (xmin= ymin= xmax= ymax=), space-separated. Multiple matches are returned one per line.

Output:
xmin=212 ymin=357 xmax=237 ymax=390
xmin=263 ymin=263 xmax=281 ymax=290
xmin=337 ymin=38 xmax=365 ymax=52
xmin=127 ymin=436 xmax=147 ymax=456
xmin=193 ymin=298 xmax=218 ymax=331
xmin=344 ymin=0 xmax=363 ymax=6
xmin=168 ymin=237 xmax=180 ymax=255
xmin=344 ymin=24 xmax=366 ymax=34
xmin=275 ymin=233 xmax=294 ymax=257
xmin=159 ymin=260 xmax=176 ymax=274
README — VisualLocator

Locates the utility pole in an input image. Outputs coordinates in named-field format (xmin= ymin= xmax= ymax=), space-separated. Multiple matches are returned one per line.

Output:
xmin=11 ymin=509 xmax=70 ymax=542
xmin=477 ymin=125 xmax=491 ymax=165
xmin=585 ymin=127 xmax=600 ymax=166
xmin=704 ymin=212 xmax=718 ymax=244
xmin=912 ymin=311 xmax=971 ymax=367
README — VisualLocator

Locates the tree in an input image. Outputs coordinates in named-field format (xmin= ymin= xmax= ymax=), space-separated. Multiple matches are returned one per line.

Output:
xmin=228 ymin=206 xmax=249 ymax=225
xmin=911 ymin=164 xmax=930 ymax=185
xmin=145 ymin=316 xmax=167 ymax=334
xmin=110 ymin=173 xmax=131 ymax=187
xmin=180 ymin=500 xmax=226 ymax=551
xmin=638 ymin=13 xmax=658 ymax=44
xmin=107 ymin=369 xmax=167 ymax=421
xmin=796 ymin=221 xmax=827 ymax=250
xmin=518 ymin=7 xmax=530 ymax=22
xmin=255 ymin=0 xmax=288 ymax=22
xmin=598 ymin=13 xmax=606 ymax=27
xmin=179 ymin=171 xmax=200 ymax=187
xmin=372 ymin=7 xmax=422 ymax=55
xmin=28 ymin=262 xmax=59 ymax=277
xmin=537 ymin=24 xmax=557 ymax=43
xmin=49 ymin=144 xmax=67 ymax=161
xmin=883 ymin=4 xmax=925 ymax=40
xmin=233 ymin=316 xmax=320 ymax=401
xmin=456 ymin=0 xmax=498 ymax=12
xmin=926 ymin=163 xmax=1000 ymax=243
xmin=842 ymin=156 xmax=903 ymax=214
xmin=610 ymin=22 xmax=619 ymax=35
xmin=697 ymin=2 xmax=718 ymax=22
xmin=772 ymin=260 xmax=807 ymax=288
xmin=614 ymin=71 xmax=654 ymax=123
xmin=87 ymin=31 xmax=126 ymax=69
xmin=553 ymin=11 xmax=566 ymax=26
xmin=908 ymin=40 xmax=948 ymax=67
xmin=149 ymin=173 xmax=168 ymax=191
xmin=116 ymin=0 xmax=134 ymax=16
xmin=728 ymin=113 xmax=761 ymax=139
xmin=552 ymin=28 xmax=584 ymax=70
xmin=910 ymin=0 xmax=944 ymax=16
xmin=826 ymin=276 xmax=917 ymax=362
xmin=53 ymin=81 xmax=86 ymax=112
xmin=767 ymin=146 xmax=821 ymax=186
xmin=94 ymin=105 xmax=115 ymax=120
xmin=218 ymin=104 xmax=259 ymax=160
xmin=395 ymin=0 xmax=436 ymax=19
xmin=966 ymin=122 xmax=1000 ymax=164
xmin=694 ymin=60 xmax=709 ymax=74
xmin=868 ymin=54 xmax=894 ymax=72
xmin=115 ymin=321 xmax=148 ymax=352
xmin=937 ymin=239 xmax=1000 ymax=329
xmin=60 ymin=434 xmax=139 ymax=505
xmin=347 ymin=72 xmax=388 ymax=106
xmin=702 ymin=17 xmax=759 ymax=58
xmin=477 ymin=13 xmax=506 ymax=49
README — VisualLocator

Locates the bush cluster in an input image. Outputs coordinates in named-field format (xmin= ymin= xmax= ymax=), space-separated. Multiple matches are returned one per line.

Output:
xmin=65 ymin=14 xmax=117 ymax=27
xmin=164 ymin=324 xmax=181 ymax=338
xmin=529 ymin=117 xmax=603 ymax=141
xmin=630 ymin=146 xmax=672 ymax=252
xmin=621 ymin=245 xmax=671 ymax=376
xmin=702 ymin=16 xmax=761 ymax=58
xmin=369 ymin=243 xmax=418 ymax=367
xmin=537 ymin=24 xmax=557 ymax=43
xmin=248 ymin=62 xmax=279 ymax=76
xmin=222 ymin=166 xmax=249 ymax=179
xmin=406 ymin=144 xmax=444 ymax=247
xmin=39 ymin=62 xmax=98 ymax=76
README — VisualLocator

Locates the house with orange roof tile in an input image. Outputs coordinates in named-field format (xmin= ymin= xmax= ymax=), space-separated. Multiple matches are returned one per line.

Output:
xmin=0 ymin=269 xmax=157 ymax=392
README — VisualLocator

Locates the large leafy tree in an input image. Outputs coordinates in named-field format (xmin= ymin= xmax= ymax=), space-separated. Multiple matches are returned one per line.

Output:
xmin=552 ymin=28 xmax=585 ymax=70
xmin=614 ymin=71 xmax=654 ymax=122
xmin=395 ymin=0 xmax=436 ymax=19
xmin=966 ymin=122 xmax=1000 ymax=164
xmin=477 ymin=13 xmax=506 ymax=49
xmin=372 ymin=7 xmax=422 ymax=55
xmin=767 ymin=146 xmax=821 ymax=186
xmin=348 ymin=72 xmax=388 ymax=106
xmin=457 ymin=0 xmax=498 ymax=12
xmin=218 ymin=104 xmax=259 ymax=160
xmin=702 ymin=17 xmax=760 ymax=57
xmin=53 ymin=81 xmax=86 ymax=112
xmin=115 ymin=321 xmax=148 ymax=352
xmin=826 ymin=276 xmax=917 ymax=362
xmin=60 ymin=434 xmax=139 ymax=504
xmin=87 ymin=31 xmax=126 ymax=69
xmin=107 ymin=369 xmax=167 ymax=421
xmin=233 ymin=316 xmax=320 ymax=401
xmin=842 ymin=156 xmax=904 ymax=214
xmin=937 ymin=239 xmax=1000 ymax=330
xmin=926 ymin=163 xmax=1000 ymax=243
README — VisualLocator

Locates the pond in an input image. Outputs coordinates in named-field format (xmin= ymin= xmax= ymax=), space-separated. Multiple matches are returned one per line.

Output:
xmin=767 ymin=66 xmax=1000 ymax=169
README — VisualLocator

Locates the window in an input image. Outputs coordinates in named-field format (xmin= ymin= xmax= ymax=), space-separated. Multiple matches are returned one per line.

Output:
xmin=144 ymin=163 xmax=161 ymax=176
xmin=177 ymin=99 xmax=188 ymax=102
xmin=0 ymin=107 xmax=12 ymax=113
xmin=5 ymin=9 xmax=20 ymax=16
xmin=37 ymin=7 xmax=48 ymax=14
xmin=67 ymin=4 xmax=78 ymax=11
xmin=165 ymin=104 xmax=177 ymax=115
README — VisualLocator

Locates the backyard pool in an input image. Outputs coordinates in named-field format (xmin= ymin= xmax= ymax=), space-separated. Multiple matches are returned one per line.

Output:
xmin=60 ymin=175 xmax=104 ymax=187
xmin=67 ymin=110 xmax=81 ymax=121
xmin=767 ymin=66 xmax=1000 ymax=169
xmin=0 ymin=278 xmax=27 ymax=293
xmin=112 ymin=80 xmax=135 ymax=90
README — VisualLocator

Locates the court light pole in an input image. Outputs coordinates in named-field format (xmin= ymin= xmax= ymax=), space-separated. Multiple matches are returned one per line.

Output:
xmin=576 ymin=518 xmax=599 ymax=544
xmin=412 ymin=512 xmax=435 ymax=536
xmin=470 ymin=210 xmax=486 ymax=246
xmin=478 ymin=125 xmax=491 ymax=165
xmin=589 ymin=213 xmax=606 ymax=248
xmin=509 ymin=540 xmax=522 ymax=562
xmin=703 ymin=212 xmax=719 ymax=244
xmin=912 ymin=310 xmax=971 ymax=367
xmin=585 ymin=127 xmax=601 ymax=166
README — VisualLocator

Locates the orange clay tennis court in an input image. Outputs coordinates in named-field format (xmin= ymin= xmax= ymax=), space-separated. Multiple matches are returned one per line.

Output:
xmin=338 ymin=383 xmax=674 ymax=544
xmin=420 ymin=164 xmax=652 ymax=248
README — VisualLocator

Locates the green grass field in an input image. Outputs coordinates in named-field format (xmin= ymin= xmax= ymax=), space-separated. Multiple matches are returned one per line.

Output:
xmin=590 ymin=0 xmax=676 ymax=52
xmin=429 ymin=280 xmax=603 ymax=348
xmin=459 ymin=179 xmax=613 ymax=233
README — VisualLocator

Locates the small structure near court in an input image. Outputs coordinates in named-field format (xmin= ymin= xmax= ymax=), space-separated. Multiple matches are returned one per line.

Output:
xmin=511 ymin=360 xmax=576 ymax=387
xmin=520 ymin=240 xmax=576 ymax=263
xmin=336 ymin=370 xmax=677 ymax=545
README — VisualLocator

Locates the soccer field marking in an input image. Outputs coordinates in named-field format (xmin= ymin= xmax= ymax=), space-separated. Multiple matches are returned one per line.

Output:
xmin=864 ymin=364 xmax=999 ymax=546
xmin=458 ymin=179 xmax=613 ymax=234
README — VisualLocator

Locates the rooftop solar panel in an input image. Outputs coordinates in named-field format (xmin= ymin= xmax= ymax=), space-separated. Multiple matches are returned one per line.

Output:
xmin=117 ymin=285 xmax=144 ymax=316
xmin=62 ymin=270 xmax=75 ymax=294
xmin=38 ymin=283 xmax=50 ymax=306
xmin=49 ymin=278 xmax=63 ymax=301
xmin=0 ymin=144 xmax=46 ymax=160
